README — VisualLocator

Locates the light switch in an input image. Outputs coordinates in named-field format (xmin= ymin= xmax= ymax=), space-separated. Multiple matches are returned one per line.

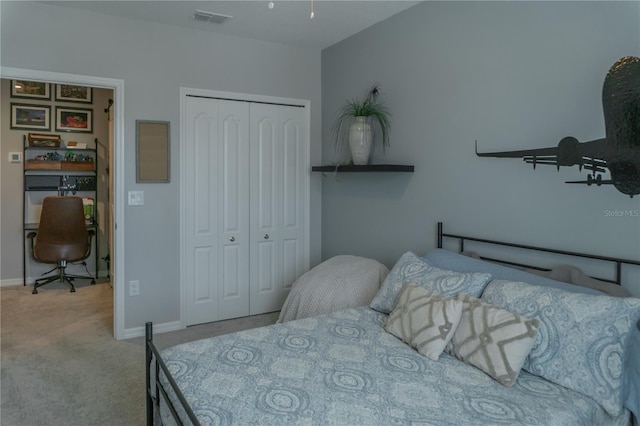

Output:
xmin=128 ymin=190 xmax=144 ymax=206
xmin=8 ymin=152 xmax=21 ymax=163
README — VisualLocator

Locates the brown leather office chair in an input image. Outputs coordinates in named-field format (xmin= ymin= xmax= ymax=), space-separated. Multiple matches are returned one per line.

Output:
xmin=27 ymin=196 xmax=96 ymax=294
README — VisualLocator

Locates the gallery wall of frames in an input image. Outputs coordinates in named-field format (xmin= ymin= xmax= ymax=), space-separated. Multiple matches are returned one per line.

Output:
xmin=10 ymin=80 xmax=94 ymax=133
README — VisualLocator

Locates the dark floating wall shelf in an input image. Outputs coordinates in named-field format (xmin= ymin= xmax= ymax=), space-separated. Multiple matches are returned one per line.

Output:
xmin=312 ymin=164 xmax=414 ymax=173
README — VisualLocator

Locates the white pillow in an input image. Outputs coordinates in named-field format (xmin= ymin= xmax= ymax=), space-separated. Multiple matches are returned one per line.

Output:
xmin=384 ymin=284 xmax=463 ymax=361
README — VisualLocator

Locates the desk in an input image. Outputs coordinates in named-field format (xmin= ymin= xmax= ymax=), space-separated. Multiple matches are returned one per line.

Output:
xmin=23 ymin=222 xmax=98 ymax=286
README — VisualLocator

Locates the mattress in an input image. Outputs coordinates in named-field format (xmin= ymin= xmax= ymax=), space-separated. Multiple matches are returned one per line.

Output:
xmin=158 ymin=306 xmax=629 ymax=425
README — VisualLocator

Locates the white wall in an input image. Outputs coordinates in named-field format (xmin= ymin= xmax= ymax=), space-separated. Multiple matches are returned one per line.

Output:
xmin=0 ymin=1 xmax=322 ymax=330
xmin=321 ymin=1 xmax=640 ymax=295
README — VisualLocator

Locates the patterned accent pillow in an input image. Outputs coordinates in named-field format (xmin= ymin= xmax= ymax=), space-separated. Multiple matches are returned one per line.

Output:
xmin=384 ymin=284 xmax=463 ymax=361
xmin=481 ymin=280 xmax=640 ymax=417
xmin=447 ymin=293 xmax=539 ymax=387
xmin=370 ymin=252 xmax=492 ymax=314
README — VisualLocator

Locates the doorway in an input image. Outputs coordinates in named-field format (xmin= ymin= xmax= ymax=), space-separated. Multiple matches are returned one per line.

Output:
xmin=1 ymin=67 xmax=126 ymax=339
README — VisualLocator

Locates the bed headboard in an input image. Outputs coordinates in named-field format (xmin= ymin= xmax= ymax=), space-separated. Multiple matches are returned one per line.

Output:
xmin=436 ymin=222 xmax=640 ymax=286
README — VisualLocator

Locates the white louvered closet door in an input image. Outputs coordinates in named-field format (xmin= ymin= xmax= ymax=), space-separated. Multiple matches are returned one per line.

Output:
xmin=249 ymin=103 xmax=307 ymax=315
xmin=184 ymin=97 xmax=250 ymax=326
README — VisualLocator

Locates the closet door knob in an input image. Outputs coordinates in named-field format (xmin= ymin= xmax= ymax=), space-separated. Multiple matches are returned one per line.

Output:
xmin=229 ymin=236 xmax=235 ymax=242
xmin=264 ymin=234 xmax=269 ymax=240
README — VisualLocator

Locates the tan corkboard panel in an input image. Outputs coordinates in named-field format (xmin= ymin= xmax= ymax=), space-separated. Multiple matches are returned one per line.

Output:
xmin=136 ymin=120 xmax=169 ymax=182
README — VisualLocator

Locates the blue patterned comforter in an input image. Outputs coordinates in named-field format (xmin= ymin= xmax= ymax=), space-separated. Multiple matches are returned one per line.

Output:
xmin=159 ymin=307 xmax=630 ymax=425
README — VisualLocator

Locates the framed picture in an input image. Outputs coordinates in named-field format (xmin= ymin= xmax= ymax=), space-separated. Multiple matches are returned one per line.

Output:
xmin=136 ymin=120 xmax=170 ymax=182
xmin=55 ymin=107 xmax=93 ymax=133
xmin=55 ymin=84 xmax=93 ymax=103
xmin=10 ymin=104 xmax=51 ymax=131
xmin=10 ymin=80 xmax=51 ymax=100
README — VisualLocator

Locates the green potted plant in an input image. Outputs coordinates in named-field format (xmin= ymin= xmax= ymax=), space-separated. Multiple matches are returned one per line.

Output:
xmin=330 ymin=85 xmax=391 ymax=165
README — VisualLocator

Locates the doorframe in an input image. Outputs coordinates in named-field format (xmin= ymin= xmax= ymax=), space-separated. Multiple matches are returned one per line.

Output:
xmin=1 ymin=66 xmax=126 ymax=340
xmin=179 ymin=87 xmax=311 ymax=328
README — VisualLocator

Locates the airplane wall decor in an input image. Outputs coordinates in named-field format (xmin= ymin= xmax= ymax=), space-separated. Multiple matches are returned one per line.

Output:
xmin=476 ymin=56 xmax=640 ymax=198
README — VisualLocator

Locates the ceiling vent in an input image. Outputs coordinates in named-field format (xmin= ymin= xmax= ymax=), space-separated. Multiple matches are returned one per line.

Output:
xmin=193 ymin=9 xmax=232 ymax=24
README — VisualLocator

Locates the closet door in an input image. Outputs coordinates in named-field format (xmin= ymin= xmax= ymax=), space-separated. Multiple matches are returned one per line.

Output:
xmin=249 ymin=103 xmax=307 ymax=315
xmin=184 ymin=97 xmax=250 ymax=326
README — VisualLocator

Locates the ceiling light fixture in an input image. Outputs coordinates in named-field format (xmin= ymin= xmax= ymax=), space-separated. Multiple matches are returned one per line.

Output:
xmin=193 ymin=9 xmax=232 ymax=24
xmin=310 ymin=0 xmax=315 ymax=19
xmin=268 ymin=1 xmax=274 ymax=10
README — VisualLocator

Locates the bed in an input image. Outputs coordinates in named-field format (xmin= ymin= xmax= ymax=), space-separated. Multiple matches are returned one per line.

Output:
xmin=146 ymin=222 xmax=640 ymax=425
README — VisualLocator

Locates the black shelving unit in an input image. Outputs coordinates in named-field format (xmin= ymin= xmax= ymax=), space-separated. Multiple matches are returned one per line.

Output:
xmin=312 ymin=164 xmax=414 ymax=173
xmin=22 ymin=136 xmax=100 ymax=286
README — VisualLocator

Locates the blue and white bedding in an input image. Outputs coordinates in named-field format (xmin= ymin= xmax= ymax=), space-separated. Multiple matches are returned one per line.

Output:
xmin=159 ymin=306 xmax=630 ymax=425
xmin=156 ymin=248 xmax=640 ymax=425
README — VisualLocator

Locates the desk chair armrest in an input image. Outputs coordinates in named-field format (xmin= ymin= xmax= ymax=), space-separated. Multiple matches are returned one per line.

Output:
xmin=27 ymin=229 xmax=95 ymax=260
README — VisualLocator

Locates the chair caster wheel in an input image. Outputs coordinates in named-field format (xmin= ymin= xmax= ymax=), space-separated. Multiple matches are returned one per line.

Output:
xmin=70 ymin=288 xmax=76 ymax=293
xmin=91 ymin=280 xmax=96 ymax=285
xmin=32 ymin=289 xmax=38 ymax=294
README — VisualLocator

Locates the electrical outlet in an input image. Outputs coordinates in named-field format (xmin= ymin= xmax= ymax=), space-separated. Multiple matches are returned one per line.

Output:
xmin=129 ymin=280 xmax=140 ymax=296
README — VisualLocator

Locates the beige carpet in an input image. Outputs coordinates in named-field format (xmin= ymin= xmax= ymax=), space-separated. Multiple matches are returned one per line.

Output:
xmin=1 ymin=281 xmax=278 ymax=426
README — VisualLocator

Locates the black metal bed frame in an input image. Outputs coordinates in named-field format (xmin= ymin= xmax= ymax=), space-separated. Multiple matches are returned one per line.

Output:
xmin=146 ymin=322 xmax=201 ymax=426
xmin=437 ymin=221 xmax=640 ymax=333
xmin=437 ymin=222 xmax=640 ymax=286
xmin=145 ymin=222 xmax=640 ymax=425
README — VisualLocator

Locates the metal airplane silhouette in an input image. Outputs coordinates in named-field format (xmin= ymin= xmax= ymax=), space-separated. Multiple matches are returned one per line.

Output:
xmin=476 ymin=56 xmax=640 ymax=198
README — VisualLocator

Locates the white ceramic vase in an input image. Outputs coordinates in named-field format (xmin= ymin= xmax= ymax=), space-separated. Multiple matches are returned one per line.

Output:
xmin=348 ymin=116 xmax=373 ymax=165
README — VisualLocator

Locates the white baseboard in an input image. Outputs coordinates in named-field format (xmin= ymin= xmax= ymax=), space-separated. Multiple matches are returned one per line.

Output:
xmin=1 ymin=278 xmax=25 ymax=287
xmin=124 ymin=320 xmax=183 ymax=340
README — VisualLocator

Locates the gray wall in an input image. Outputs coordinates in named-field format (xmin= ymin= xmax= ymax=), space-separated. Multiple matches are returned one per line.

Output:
xmin=0 ymin=1 xmax=322 ymax=330
xmin=321 ymin=1 xmax=640 ymax=296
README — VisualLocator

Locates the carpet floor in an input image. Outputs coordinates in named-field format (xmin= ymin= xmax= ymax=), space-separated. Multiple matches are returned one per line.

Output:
xmin=1 ymin=281 xmax=278 ymax=426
